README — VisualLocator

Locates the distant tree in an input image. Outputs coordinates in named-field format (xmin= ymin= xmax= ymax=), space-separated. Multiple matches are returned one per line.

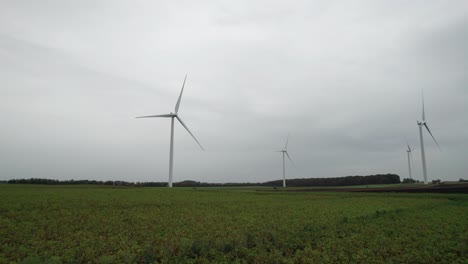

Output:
xmin=402 ymin=178 xmax=417 ymax=184
xmin=459 ymin=178 xmax=468 ymax=182
xmin=432 ymin=179 xmax=442 ymax=184
xmin=175 ymin=180 xmax=201 ymax=187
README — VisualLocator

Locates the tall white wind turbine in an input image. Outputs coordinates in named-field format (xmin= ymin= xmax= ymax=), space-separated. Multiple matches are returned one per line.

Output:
xmin=276 ymin=135 xmax=294 ymax=188
xmin=405 ymin=143 xmax=416 ymax=180
xmin=417 ymin=92 xmax=440 ymax=184
xmin=137 ymin=75 xmax=204 ymax=187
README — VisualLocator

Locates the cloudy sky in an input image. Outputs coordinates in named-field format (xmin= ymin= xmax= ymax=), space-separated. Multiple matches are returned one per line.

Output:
xmin=1 ymin=1 xmax=467 ymax=183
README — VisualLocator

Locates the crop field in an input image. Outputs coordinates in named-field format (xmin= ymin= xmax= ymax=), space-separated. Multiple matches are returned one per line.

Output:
xmin=1 ymin=185 xmax=467 ymax=263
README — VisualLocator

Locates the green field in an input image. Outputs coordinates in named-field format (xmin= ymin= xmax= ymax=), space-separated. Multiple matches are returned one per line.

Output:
xmin=1 ymin=185 xmax=467 ymax=263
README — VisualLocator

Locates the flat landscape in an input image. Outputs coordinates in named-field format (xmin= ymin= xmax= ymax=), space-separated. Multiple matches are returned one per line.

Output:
xmin=1 ymin=184 xmax=467 ymax=263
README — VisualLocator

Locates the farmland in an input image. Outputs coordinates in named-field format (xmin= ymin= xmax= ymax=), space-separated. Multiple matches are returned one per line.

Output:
xmin=1 ymin=185 xmax=467 ymax=263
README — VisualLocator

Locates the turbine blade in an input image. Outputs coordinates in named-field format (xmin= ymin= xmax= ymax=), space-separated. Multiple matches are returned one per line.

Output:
xmin=424 ymin=123 xmax=441 ymax=150
xmin=422 ymin=90 xmax=425 ymax=121
xmin=176 ymin=116 xmax=204 ymax=151
xmin=284 ymin=133 xmax=290 ymax=150
xmin=175 ymin=74 xmax=187 ymax=114
xmin=285 ymin=151 xmax=295 ymax=167
xmin=136 ymin=114 xmax=173 ymax=118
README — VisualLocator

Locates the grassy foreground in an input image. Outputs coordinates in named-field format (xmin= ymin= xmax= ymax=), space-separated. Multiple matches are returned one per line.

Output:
xmin=0 ymin=185 xmax=467 ymax=263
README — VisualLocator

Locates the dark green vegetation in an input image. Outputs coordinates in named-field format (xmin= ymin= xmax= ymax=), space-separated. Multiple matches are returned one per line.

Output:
xmin=402 ymin=178 xmax=418 ymax=184
xmin=285 ymin=183 xmax=468 ymax=194
xmin=263 ymin=173 xmax=401 ymax=187
xmin=8 ymin=173 xmax=400 ymax=187
xmin=1 ymin=185 xmax=467 ymax=263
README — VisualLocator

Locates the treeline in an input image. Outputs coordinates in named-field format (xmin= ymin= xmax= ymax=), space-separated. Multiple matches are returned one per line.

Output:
xmin=6 ymin=178 xmax=258 ymax=187
xmin=7 ymin=174 xmax=400 ymax=187
xmin=173 ymin=180 xmax=262 ymax=187
xmin=263 ymin=174 xmax=401 ymax=187
xmin=7 ymin=178 xmax=165 ymax=187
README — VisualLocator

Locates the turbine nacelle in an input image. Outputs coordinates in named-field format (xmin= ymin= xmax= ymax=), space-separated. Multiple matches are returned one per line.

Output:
xmin=406 ymin=143 xmax=416 ymax=153
xmin=417 ymin=120 xmax=440 ymax=150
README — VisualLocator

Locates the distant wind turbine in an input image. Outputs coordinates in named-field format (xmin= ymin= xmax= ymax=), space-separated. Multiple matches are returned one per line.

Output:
xmin=417 ymin=91 xmax=440 ymax=184
xmin=137 ymin=75 xmax=204 ymax=187
xmin=405 ymin=142 xmax=416 ymax=180
xmin=276 ymin=135 xmax=294 ymax=188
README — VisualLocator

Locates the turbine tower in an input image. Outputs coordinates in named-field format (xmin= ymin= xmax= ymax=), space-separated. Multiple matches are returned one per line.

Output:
xmin=405 ymin=143 xmax=416 ymax=180
xmin=276 ymin=135 xmax=294 ymax=188
xmin=137 ymin=75 xmax=204 ymax=187
xmin=417 ymin=92 xmax=440 ymax=184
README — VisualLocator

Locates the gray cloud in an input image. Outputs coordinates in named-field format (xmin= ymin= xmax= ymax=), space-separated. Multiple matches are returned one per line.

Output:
xmin=1 ymin=1 xmax=467 ymax=183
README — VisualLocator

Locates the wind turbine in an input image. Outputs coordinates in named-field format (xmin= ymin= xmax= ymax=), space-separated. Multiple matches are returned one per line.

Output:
xmin=417 ymin=92 xmax=440 ymax=184
xmin=137 ymin=75 xmax=204 ymax=187
xmin=405 ymin=143 xmax=416 ymax=180
xmin=276 ymin=135 xmax=294 ymax=188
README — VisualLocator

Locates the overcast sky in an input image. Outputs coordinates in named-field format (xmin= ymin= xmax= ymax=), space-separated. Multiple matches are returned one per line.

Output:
xmin=1 ymin=1 xmax=467 ymax=183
